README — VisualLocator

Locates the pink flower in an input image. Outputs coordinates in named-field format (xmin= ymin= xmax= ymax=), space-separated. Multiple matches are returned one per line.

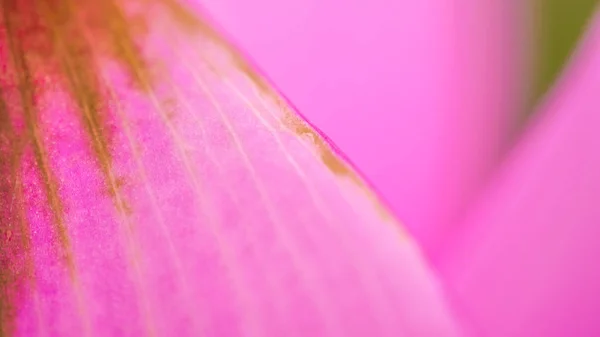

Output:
xmin=2 ymin=0 xmax=600 ymax=336
xmin=0 ymin=1 xmax=461 ymax=336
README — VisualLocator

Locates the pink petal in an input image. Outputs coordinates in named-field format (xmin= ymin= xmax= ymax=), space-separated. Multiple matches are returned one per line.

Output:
xmin=0 ymin=2 xmax=462 ymax=336
xmin=436 ymin=9 xmax=600 ymax=337
xmin=198 ymin=0 xmax=529 ymax=255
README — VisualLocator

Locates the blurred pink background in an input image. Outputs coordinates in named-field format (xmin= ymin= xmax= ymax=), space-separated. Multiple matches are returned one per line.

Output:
xmin=195 ymin=2 xmax=600 ymax=335
xmin=198 ymin=0 xmax=526 ymax=254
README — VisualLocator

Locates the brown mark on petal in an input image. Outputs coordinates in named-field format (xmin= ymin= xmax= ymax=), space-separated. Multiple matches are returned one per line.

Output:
xmin=0 ymin=0 xmax=197 ymax=334
xmin=0 ymin=35 xmax=41 ymax=337
xmin=279 ymin=107 xmax=397 ymax=223
xmin=3 ymin=3 xmax=101 ymax=331
xmin=0 ymin=79 xmax=21 ymax=337
xmin=2 ymin=0 xmax=78 ymax=275
xmin=34 ymin=0 xmax=130 ymax=209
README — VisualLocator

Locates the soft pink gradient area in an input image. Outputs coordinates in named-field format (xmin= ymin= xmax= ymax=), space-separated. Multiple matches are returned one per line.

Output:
xmin=198 ymin=0 xmax=526 ymax=254
xmin=437 ymin=11 xmax=600 ymax=337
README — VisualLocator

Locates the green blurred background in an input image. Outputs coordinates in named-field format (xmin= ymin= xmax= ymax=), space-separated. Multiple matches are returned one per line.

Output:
xmin=531 ymin=0 xmax=597 ymax=107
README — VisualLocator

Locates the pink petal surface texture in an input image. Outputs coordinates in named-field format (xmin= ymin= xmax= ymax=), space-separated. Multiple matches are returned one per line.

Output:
xmin=437 ymin=8 xmax=600 ymax=337
xmin=0 ymin=1 xmax=462 ymax=336
xmin=197 ymin=0 xmax=529 ymax=256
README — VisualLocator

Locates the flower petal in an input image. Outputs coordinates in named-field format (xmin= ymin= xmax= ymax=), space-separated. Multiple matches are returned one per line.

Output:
xmin=0 ymin=1 xmax=462 ymax=336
